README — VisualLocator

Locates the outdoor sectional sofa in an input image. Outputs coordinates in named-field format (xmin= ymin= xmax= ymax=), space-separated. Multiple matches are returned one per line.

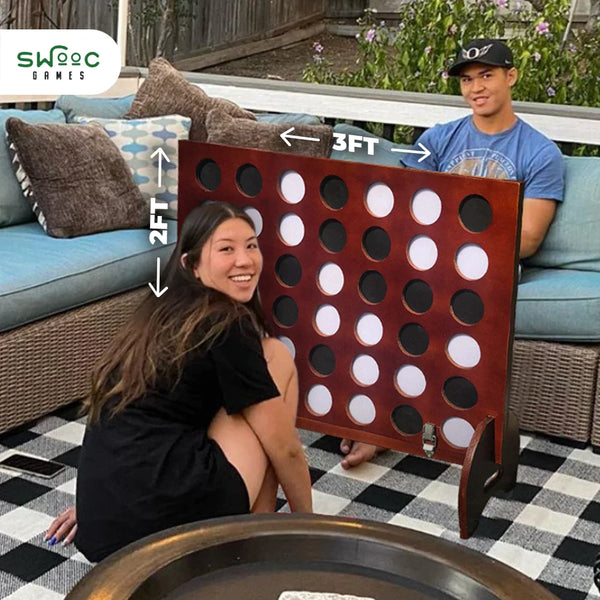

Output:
xmin=1 ymin=67 xmax=599 ymax=451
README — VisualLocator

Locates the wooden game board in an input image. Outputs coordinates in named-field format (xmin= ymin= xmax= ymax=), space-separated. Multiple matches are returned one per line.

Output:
xmin=178 ymin=141 xmax=524 ymax=537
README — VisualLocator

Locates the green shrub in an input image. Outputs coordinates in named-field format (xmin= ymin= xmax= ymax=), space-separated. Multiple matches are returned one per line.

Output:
xmin=303 ymin=0 xmax=600 ymax=106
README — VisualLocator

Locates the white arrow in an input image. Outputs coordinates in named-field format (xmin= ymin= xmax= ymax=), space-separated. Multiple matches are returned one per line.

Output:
xmin=148 ymin=256 xmax=168 ymax=297
xmin=280 ymin=127 xmax=321 ymax=147
xmin=391 ymin=142 xmax=431 ymax=163
xmin=151 ymin=147 xmax=172 ymax=188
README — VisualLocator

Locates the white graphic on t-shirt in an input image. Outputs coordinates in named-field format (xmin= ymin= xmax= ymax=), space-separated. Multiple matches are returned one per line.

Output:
xmin=445 ymin=148 xmax=517 ymax=180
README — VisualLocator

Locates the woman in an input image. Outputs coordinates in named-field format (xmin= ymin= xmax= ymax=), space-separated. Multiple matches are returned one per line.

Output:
xmin=45 ymin=201 xmax=312 ymax=561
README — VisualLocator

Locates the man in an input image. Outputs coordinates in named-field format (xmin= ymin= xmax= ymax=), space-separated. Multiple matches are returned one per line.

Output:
xmin=340 ymin=38 xmax=565 ymax=469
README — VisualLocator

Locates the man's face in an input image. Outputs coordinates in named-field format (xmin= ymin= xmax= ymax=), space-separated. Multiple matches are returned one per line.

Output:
xmin=458 ymin=63 xmax=517 ymax=118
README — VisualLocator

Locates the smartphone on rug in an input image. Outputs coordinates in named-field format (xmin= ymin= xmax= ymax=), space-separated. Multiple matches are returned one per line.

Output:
xmin=0 ymin=453 xmax=66 ymax=478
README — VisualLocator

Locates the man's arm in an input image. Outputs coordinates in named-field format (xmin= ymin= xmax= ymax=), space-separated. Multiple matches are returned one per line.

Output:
xmin=520 ymin=197 xmax=557 ymax=258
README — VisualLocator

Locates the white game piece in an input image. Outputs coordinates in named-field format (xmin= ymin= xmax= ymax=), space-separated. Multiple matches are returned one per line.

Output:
xmin=351 ymin=354 xmax=380 ymax=386
xmin=355 ymin=313 xmax=383 ymax=346
xmin=315 ymin=304 xmax=341 ymax=337
xmin=280 ymin=170 xmax=306 ymax=204
xmin=365 ymin=181 xmax=394 ymax=217
xmin=455 ymin=243 xmax=489 ymax=280
xmin=395 ymin=364 xmax=427 ymax=397
xmin=411 ymin=188 xmax=442 ymax=225
xmin=447 ymin=334 xmax=481 ymax=368
xmin=348 ymin=394 xmax=376 ymax=425
xmin=408 ymin=235 xmax=438 ymax=270
xmin=442 ymin=417 xmax=475 ymax=448
xmin=306 ymin=385 xmax=333 ymax=416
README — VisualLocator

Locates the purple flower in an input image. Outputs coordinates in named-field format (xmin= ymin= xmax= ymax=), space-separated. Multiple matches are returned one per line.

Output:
xmin=312 ymin=42 xmax=323 ymax=54
xmin=533 ymin=52 xmax=541 ymax=62
xmin=536 ymin=21 xmax=550 ymax=35
xmin=365 ymin=28 xmax=376 ymax=43
xmin=568 ymin=43 xmax=576 ymax=53
xmin=547 ymin=86 xmax=556 ymax=97
xmin=449 ymin=24 xmax=458 ymax=35
xmin=441 ymin=71 xmax=449 ymax=80
xmin=494 ymin=0 xmax=508 ymax=8
xmin=425 ymin=46 xmax=432 ymax=54
xmin=514 ymin=1 xmax=523 ymax=12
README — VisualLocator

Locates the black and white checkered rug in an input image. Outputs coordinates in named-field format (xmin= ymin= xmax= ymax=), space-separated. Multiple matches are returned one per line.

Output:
xmin=1 ymin=403 xmax=599 ymax=600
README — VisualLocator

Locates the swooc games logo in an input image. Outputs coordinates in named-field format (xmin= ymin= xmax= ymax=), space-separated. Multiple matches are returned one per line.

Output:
xmin=0 ymin=29 xmax=121 ymax=95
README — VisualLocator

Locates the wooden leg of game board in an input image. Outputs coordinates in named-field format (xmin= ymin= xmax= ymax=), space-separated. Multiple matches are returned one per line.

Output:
xmin=458 ymin=416 xmax=499 ymax=539
xmin=497 ymin=409 xmax=519 ymax=494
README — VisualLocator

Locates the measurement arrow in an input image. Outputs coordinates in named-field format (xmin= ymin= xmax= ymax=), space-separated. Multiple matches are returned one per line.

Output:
xmin=148 ymin=256 xmax=168 ymax=297
xmin=280 ymin=127 xmax=321 ymax=147
xmin=151 ymin=147 xmax=172 ymax=188
xmin=391 ymin=142 xmax=431 ymax=163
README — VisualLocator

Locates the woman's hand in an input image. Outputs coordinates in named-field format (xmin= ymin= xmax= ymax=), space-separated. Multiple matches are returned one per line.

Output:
xmin=45 ymin=506 xmax=77 ymax=547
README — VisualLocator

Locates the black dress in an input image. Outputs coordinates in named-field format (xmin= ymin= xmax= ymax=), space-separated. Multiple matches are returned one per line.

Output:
xmin=74 ymin=319 xmax=279 ymax=562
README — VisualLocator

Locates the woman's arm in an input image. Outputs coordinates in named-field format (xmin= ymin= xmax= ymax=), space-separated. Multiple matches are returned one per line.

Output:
xmin=243 ymin=397 xmax=312 ymax=513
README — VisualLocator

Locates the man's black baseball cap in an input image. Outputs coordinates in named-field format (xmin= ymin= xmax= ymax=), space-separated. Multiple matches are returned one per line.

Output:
xmin=448 ymin=38 xmax=514 ymax=76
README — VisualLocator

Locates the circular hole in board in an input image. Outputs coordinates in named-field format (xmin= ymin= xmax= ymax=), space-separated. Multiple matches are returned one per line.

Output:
xmin=443 ymin=376 xmax=478 ymax=410
xmin=391 ymin=405 xmax=423 ymax=436
xmin=398 ymin=323 xmax=429 ymax=356
xmin=408 ymin=235 xmax=438 ymax=271
xmin=351 ymin=354 xmax=380 ymax=386
xmin=456 ymin=244 xmax=489 ymax=280
xmin=309 ymin=344 xmax=336 ymax=376
xmin=319 ymin=219 xmax=347 ymax=253
xmin=358 ymin=271 xmax=387 ymax=304
xmin=272 ymin=295 xmax=299 ymax=328
xmin=278 ymin=336 xmax=296 ymax=359
xmin=451 ymin=289 xmax=484 ymax=325
xmin=459 ymin=195 xmax=492 ymax=233
xmin=442 ymin=417 xmax=475 ymax=448
xmin=362 ymin=227 xmax=391 ymax=261
xmin=403 ymin=279 xmax=433 ymax=314
xmin=275 ymin=254 xmax=302 ymax=287
xmin=365 ymin=182 xmax=394 ymax=217
xmin=306 ymin=384 xmax=333 ymax=416
xmin=317 ymin=262 xmax=344 ymax=296
xmin=279 ymin=213 xmax=305 ymax=246
xmin=447 ymin=334 xmax=481 ymax=368
xmin=395 ymin=364 xmax=426 ymax=397
xmin=279 ymin=170 xmax=305 ymax=204
xmin=196 ymin=159 xmax=221 ymax=191
xmin=243 ymin=207 xmax=263 ymax=236
xmin=348 ymin=394 xmax=376 ymax=425
xmin=236 ymin=163 xmax=262 ymax=197
xmin=411 ymin=188 xmax=442 ymax=225
xmin=314 ymin=304 xmax=341 ymax=337
xmin=355 ymin=313 xmax=383 ymax=346
xmin=320 ymin=175 xmax=348 ymax=210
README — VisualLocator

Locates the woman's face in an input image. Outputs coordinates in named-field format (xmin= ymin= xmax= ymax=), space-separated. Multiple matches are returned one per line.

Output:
xmin=193 ymin=218 xmax=262 ymax=303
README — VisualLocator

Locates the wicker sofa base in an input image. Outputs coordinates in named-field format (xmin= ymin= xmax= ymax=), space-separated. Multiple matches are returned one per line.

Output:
xmin=2 ymin=295 xmax=599 ymax=446
xmin=509 ymin=339 xmax=600 ymax=445
xmin=0 ymin=287 xmax=147 ymax=435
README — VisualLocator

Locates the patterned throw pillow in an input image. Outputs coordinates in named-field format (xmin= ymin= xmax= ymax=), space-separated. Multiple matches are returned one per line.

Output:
xmin=75 ymin=114 xmax=191 ymax=220
xmin=125 ymin=57 xmax=255 ymax=142
xmin=5 ymin=119 xmax=147 ymax=238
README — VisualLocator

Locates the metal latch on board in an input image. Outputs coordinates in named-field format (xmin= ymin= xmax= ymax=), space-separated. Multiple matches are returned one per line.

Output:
xmin=422 ymin=423 xmax=437 ymax=458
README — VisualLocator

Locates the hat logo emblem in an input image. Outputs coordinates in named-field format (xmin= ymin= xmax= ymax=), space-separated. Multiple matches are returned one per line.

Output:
xmin=463 ymin=44 xmax=493 ymax=60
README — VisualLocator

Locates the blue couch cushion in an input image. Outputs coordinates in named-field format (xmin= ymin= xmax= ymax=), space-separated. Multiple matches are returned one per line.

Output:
xmin=255 ymin=112 xmax=321 ymax=125
xmin=524 ymin=156 xmax=600 ymax=272
xmin=516 ymin=267 xmax=600 ymax=341
xmin=0 ymin=220 xmax=177 ymax=332
xmin=0 ymin=108 xmax=66 ymax=227
xmin=55 ymin=94 xmax=136 ymax=122
xmin=329 ymin=123 xmax=410 ymax=167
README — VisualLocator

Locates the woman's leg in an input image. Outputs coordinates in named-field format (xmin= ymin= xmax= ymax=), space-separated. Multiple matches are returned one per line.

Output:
xmin=208 ymin=337 xmax=298 ymax=512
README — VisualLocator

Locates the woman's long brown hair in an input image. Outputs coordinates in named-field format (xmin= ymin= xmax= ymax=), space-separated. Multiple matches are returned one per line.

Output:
xmin=84 ymin=201 xmax=270 ymax=425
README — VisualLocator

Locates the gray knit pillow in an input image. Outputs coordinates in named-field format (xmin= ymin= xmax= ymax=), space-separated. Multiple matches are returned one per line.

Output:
xmin=126 ymin=57 xmax=255 ymax=142
xmin=206 ymin=110 xmax=334 ymax=158
xmin=5 ymin=118 xmax=147 ymax=238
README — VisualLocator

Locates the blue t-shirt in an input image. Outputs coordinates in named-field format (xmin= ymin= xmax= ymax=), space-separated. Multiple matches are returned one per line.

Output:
xmin=403 ymin=116 xmax=564 ymax=201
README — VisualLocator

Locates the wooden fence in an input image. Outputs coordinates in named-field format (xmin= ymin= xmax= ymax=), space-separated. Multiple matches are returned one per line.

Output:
xmin=0 ymin=1 xmax=368 ymax=66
